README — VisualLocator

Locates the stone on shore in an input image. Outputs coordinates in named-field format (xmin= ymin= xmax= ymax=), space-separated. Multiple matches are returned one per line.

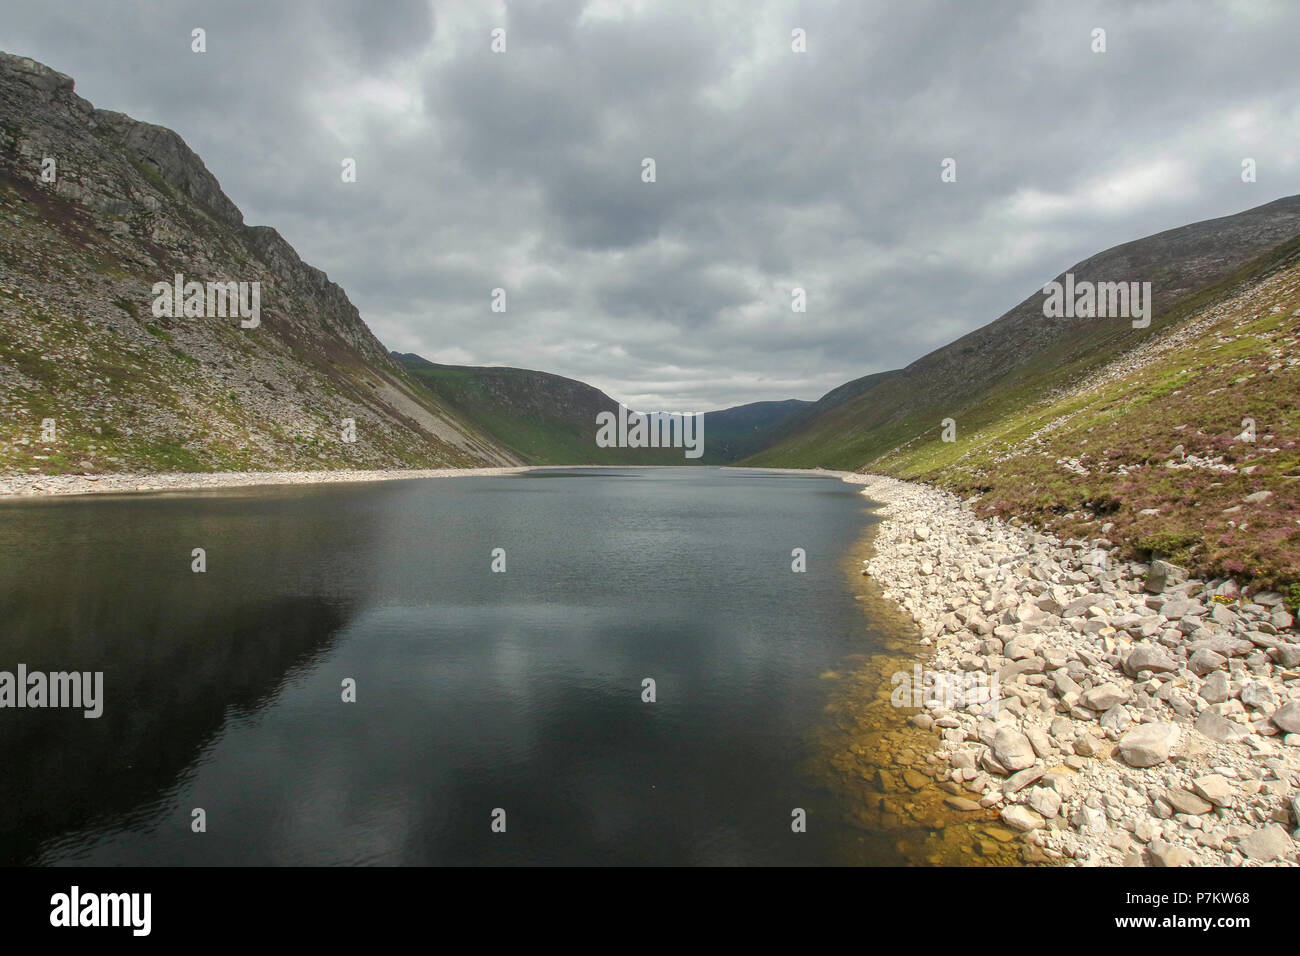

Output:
xmin=1123 ymin=644 xmax=1179 ymax=677
xmin=1147 ymin=841 xmax=1197 ymax=867
xmin=992 ymin=728 xmax=1037 ymax=773
xmin=1145 ymin=560 xmax=1188 ymax=594
xmin=1273 ymin=701 xmax=1300 ymax=734
xmin=1027 ymin=787 xmax=1062 ymax=818
xmin=1238 ymin=824 xmax=1295 ymax=862
xmin=1191 ymin=775 xmax=1234 ymax=808
xmin=1163 ymin=787 xmax=1212 ymax=815
xmin=1118 ymin=723 xmax=1179 ymax=767
xmin=1000 ymin=805 xmax=1044 ymax=831
xmin=1082 ymin=683 xmax=1128 ymax=711
xmin=1195 ymin=710 xmax=1251 ymax=744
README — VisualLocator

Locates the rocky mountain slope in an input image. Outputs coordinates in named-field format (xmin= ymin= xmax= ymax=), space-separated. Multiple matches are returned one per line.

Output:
xmin=0 ymin=52 xmax=517 ymax=479
xmin=397 ymin=352 xmax=809 ymax=465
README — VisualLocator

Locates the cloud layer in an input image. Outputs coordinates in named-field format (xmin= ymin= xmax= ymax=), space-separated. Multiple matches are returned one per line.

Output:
xmin=6 ymin=0 xmax=1299 ymax=410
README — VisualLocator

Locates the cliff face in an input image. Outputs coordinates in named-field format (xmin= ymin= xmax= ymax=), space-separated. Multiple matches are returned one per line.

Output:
xmin=0 ymin=52 xmax=518 ymax=475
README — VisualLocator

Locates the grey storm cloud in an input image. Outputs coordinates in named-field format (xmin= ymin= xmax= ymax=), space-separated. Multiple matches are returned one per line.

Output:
xmin=4 ymin=0 xmax=1299 ymax=410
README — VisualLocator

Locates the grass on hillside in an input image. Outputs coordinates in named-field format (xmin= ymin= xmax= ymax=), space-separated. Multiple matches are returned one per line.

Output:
xmin=746 ymin=234 xmax=1300 ymax=473
xmin=400 ymin=359 xmax=719 ymax=465
xmin=873 ymin=261 xmax=1300 ymax=598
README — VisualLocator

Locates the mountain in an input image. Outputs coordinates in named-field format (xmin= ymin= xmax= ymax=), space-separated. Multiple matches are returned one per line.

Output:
xmin=395 ymin=352 xmax=809 ymax=465
xmin=0 ymin=52 xmax=517 ymax=475
xmin=748 ymin=198 xmax=1300 ymax=591
xmin=701 ymin=398 xmax=811 ymax=462
xmin=740 ymin=368 xmax=900 ymax=459
xmin=747 ymin=196 xmax=1300 ymax=471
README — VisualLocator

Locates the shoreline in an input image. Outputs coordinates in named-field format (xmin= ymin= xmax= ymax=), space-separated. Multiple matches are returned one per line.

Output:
xmin=0 ymin=466 xmax=536 ymax=499
xmin=0 ymin=463 xmax=864 ymax=500
xmin=810 ymin=498 xmax=1032 ymax=864
xmin=844 ymin=472 xmax=1300 ymax=866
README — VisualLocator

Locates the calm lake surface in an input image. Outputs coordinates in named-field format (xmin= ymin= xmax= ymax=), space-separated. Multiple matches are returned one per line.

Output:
xmin=0 ymin=467 xmax=894 ymax=865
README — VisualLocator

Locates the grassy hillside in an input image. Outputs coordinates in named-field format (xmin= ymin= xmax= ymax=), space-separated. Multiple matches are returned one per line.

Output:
xmin=876 ymin=238 xmax=1300 ymax=597
xmin=740 ymin=369 xmax=899 ymax=463
xmin=750 ymin=210 xmax=1300 ymax=599
xmin=746 ymin=196 xmax=1300 ymax=471
xmin=396 ymin=352 xmax=809 ymax=465
xmin=700 ymin=398 xmax=810 ymax=461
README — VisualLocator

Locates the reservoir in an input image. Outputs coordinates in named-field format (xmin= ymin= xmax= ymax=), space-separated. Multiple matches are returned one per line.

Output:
xmin=0 ymin=467 xmax=906 ymax=865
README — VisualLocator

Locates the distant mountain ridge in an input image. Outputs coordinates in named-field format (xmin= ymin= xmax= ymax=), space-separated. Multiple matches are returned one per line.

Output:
xmin=395 ymin=352 xmax=810 ymax=465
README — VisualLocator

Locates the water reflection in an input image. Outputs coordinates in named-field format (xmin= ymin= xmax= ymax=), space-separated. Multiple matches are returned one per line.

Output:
xmin=0 ymin=470 xmax=891 ymax=865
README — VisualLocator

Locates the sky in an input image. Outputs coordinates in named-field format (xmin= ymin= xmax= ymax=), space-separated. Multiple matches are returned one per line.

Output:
xmin=4 ymin=0 xmax=1299 ymax=411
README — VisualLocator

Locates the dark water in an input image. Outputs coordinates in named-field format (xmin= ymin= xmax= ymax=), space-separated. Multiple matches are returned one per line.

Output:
xmin=0 ymin=467 xmax=887 ymax=865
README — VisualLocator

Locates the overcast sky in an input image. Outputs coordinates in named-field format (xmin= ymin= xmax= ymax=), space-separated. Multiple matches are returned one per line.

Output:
xmin=5 ymin=1 xmax=1299 ymax=410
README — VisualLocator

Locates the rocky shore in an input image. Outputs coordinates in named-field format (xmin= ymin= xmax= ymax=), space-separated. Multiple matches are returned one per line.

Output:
xmin=850 ymin=473 xmax=1300 ymax=866
xmin=0 ymin=466 xmax=533 ymax=498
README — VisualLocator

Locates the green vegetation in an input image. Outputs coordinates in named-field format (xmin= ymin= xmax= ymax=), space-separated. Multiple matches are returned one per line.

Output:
xmin=750 ymin=235 xmax=1300 ymax=594
xmin=397 ymin=354 xmax=806 ymax=466
xmin=401 ymin=361 xmax=607 ymax=464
